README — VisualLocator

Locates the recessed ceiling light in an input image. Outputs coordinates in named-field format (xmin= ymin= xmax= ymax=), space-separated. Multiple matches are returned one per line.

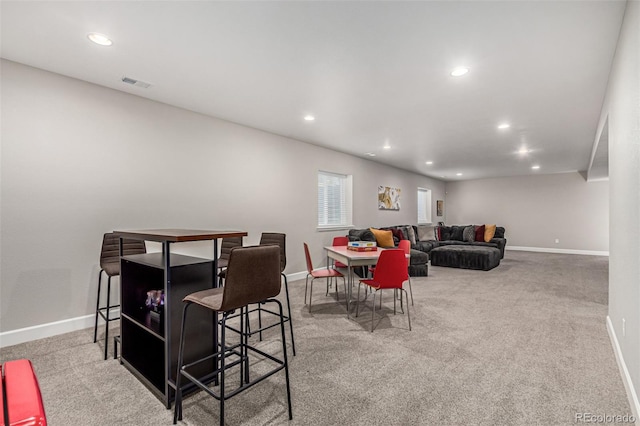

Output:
xmin=518 ymin=148 xmax=530 ymax=154
xmin=365 ymin=152 xmax=376 ymax=157
xmin=87 ymin=33 xmax=112 ymax=46
xmin=532 ymin=165 xmax=540 ymax=170
xmin=451 ymin=67 xmax=469 ymax=77
xmin=456 ymin=173 xmax=463 ymax=176
xmin=498 ymin=123 xmax=510 ymax=129
xmin=304 ymin=115 xmax=315 ymax=121
xmin=383 ymin=145 xmax=391 ymax=150
xmin=426 ymin=161 xmax=433 ymax=165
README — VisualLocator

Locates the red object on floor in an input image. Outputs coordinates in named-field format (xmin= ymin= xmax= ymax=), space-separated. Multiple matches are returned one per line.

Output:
xmin=2 ymin=359 xmax=47 ymax=426
xmin=1 ymin=364 xmax=5 ymax=426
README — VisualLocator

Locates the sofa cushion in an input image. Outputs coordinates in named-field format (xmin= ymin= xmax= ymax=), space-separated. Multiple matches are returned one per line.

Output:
xmin=414 ymin=240 xmax=439 ymax=252
xmin=450 ymin=226 xmax=469 ymax=241
xmin=474 ymin=225 xmax=485 ymax=242
xmin=417 ymin=225 xmax=435 ymax=241
xmin=463 ymin=226 xmax=475 ymax=242
xmin=390 ymin=227 xmax=405 ymax=242
xmin=438 ymin=226 xmax=452 ymax=241
xmin=348 ymin=229 xmax=376 ymax=242
xmin=484 ymin=224 xmax=497 ymax=242
xmin=370 ymin=228 xmax=395 ymax=248
xmin=406 ymin=226 xmax=418 ymax=246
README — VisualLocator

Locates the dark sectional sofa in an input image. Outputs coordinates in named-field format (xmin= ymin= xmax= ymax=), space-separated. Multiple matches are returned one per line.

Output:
xmin=415 ymin=225 xmax=507 ymax=259
xmin=346 ymin=224 xmax=507 ymax=275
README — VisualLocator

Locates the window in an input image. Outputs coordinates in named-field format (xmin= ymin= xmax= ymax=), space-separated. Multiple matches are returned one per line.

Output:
xmin=417 ymin=187 xmax=432 ymax=224
xmin=317 ymin=171 xmax=352 ymax=229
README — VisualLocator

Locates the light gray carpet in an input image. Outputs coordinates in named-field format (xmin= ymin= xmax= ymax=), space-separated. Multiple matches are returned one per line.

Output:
xmin=0 ymin=251 xmax=633 ymax=425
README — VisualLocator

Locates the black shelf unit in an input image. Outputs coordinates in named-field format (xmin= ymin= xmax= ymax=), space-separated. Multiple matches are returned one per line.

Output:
xmin=120 ymin=252 xmax=215 ymax=407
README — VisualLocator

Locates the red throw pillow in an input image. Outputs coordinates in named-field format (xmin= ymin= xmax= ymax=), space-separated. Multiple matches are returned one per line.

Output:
xmin=391 ymin=228 xmax=405 ymax=242
xmin=474 ymin=225 xmax=485 ymax=242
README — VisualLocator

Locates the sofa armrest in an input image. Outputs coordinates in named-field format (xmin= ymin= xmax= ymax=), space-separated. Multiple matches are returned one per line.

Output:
xmin=490 ymin=238 xmax=507 ymax=258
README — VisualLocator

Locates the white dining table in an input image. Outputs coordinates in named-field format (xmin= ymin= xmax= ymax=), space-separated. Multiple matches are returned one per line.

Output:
xmin=324 ymin=245 xmax=408 ymax=317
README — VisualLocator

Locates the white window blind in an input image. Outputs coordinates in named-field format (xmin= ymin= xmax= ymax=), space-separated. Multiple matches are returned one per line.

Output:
xmin=417 ymin=187 xmax=432 ymax=224
xmin=318 ymin=171 xmax=352 ymax=229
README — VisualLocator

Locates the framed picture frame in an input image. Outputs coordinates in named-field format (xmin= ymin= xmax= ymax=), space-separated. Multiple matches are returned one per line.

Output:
xmin=378 ymin=186 xmax=401 ymax=210
xmin=437 ymin=200 xmax=444 ymax=216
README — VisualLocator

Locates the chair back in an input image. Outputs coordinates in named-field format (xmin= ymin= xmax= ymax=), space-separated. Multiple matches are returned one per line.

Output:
xmin=259 ymin=232 xmax=286 ymax=273
xmin=372 ymin=249 xmax=408 ymax=289
xmin=398 ymin=239 xmax=411 ymax=255
xmin=303 ymin=243 xmax=315 ymax=274
xmin=220 ymin=245 xmax=281 ymax=312
xmin=100 ymin=233 xmax=146 ymax=276
xmin=220 ymin=237 xmax=243 ymax=261
xmin=332 ymin=236 xmax=348 ymax=246
xmin=332 ymin=236 xmax=349 ymax=268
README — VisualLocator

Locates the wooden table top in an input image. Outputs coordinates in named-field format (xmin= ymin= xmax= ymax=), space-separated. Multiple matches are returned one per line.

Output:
xmin=114 ymin=229 xmax=248 ymax=243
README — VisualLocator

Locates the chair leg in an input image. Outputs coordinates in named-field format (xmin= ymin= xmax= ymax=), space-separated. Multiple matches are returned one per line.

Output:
xmin=258 ymin=304 xmax=263 ymax=341
xmin=309 ymin=277 xmax=315 ymax=313
xmin=304 ymin=275 xmax=310 ymax=305
xmin=355 ymin=281 xmax=362 ymax=317
xmin=103 ymin=276 xmax=112 ymax=360
xmin=239 ymin=307 xmax=246 ymax=386
xmin=282 ymin=274 xmax=296 ymax=356
xmin=393 ymin=288 xmax=397 ymax=315
xmin=408 ymin=277 xmax=414 ymax=306
xmin=93 ymin=270 xmax=103 ymax=343
xmin=371 ymin=291 xmax=377 ymax=332
xmin=173 ymin=303 xmax=191 ymax=424
xmin=219 ymin=314 xmax=227 ymax=426
xmin=272 ymin=299 xmax=293 ymax=420
xmin=342 ymin=277 xmax=348 ymax=312
xmin=404 ymin=289 xmax=412 ymax=331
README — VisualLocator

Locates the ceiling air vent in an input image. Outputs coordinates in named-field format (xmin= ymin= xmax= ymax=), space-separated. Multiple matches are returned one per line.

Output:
xmin=121 ymin=76 xmax=152 ymax=88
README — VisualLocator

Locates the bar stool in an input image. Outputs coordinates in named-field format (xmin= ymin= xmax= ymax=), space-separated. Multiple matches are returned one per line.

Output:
xmin=216 ymin=236 xmax=243 ymax=285
xmin=223 ymin=233 xmax=296 ymax=356
xmin=94 ymin=232 xmax=146 ymax=360
xmin=173 ymin=245 xmax=293 ymax=426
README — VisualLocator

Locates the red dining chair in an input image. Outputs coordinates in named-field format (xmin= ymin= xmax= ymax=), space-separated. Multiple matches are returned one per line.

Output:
xmin=328 ymin=236 xmax=349 ymax=295
xmin=398 ymin=239 xmax=414 ymax=306
xmin=331 ymin=236 xmax=349 ymax=269
xmin=304 ymin=243 xmax=346 ymax=312
xmin=356 ymin=249 xmax=411 ymax=332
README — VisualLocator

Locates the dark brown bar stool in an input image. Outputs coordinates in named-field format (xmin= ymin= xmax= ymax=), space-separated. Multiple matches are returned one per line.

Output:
xmin=173 ymin=245 xmax=293 ymax=426
xmin=93 ymin=232 xmax=146 ymax=360
xmin=257 ymin=233 xmax=295 ymax=355
xmin=222 ymin=233 xmax=296 ymax=356
xmin=216 ymin=236 xmax=243 ymax=285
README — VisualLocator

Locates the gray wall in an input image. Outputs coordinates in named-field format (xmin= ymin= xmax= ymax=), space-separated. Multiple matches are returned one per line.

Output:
xmin=601 ymin=0 xmax=640 ymax=414
xmin=0 ymin=59 xmax=444 ymax=333
xmin=444 ymin=172 xmax=609 ymax=253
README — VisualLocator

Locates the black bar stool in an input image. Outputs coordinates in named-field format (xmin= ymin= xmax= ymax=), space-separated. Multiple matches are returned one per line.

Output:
xmin=220 ymin=233 xmax=296 ymax=357
xmin=93 ymin=232 xmax=146 ymax=360
xmin=173 ymin=245 xmax=293 ymax=426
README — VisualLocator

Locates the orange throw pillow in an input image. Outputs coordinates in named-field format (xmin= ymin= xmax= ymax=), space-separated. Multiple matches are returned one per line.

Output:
xmin=369 ymin=228 xmax=395 ymax=248
xmin=484 ymin=224 xmax=497 ymax=242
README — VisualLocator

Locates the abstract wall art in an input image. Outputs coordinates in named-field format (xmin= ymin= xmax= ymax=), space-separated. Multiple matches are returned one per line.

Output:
xmin=378 ymin=185 xmax=401 ymax=210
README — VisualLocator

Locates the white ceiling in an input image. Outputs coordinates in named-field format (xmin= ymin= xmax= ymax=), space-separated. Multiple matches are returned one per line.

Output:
xmin=1 ymin=1 xmax=626 ymax=181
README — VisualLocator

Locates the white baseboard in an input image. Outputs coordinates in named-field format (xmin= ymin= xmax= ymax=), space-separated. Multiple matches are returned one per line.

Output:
xmin=507 ymin=246 xmax=609 ymax=256
xmin=0 ymin=313 xmax=97 ymax=348
xmin=0 ymin=271 xmax=313 ymax=348
xmin=607 ymin=315 xmax=640 ymax=423
xmin=286 ymin=270 xmax=308 ymax=282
